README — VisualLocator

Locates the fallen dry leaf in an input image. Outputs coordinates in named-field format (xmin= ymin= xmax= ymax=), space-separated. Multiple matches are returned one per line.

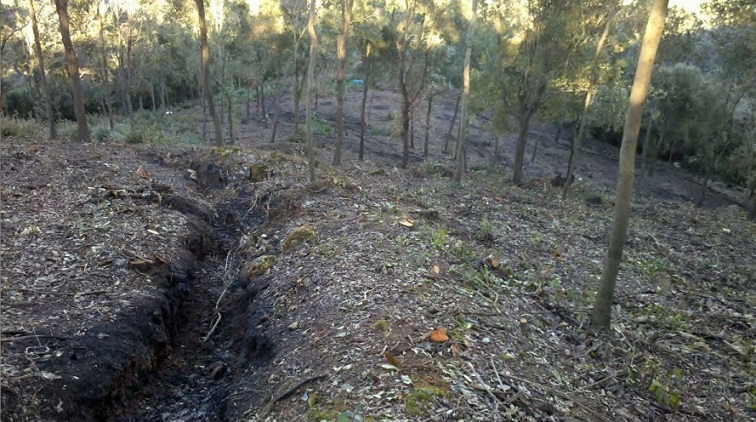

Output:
xmin=399 ymin=219 xmax=415 ymax=229
xmin=430 ymin=328 xmax=449 ymax=343
xmin=450 ymin=343 xmax=461 ymax=356
xmin=384 ymin=352 xmax=399 ymax=366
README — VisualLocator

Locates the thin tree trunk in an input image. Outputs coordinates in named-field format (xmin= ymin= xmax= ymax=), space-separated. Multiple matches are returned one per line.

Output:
xmin=333 ymin=0 xmax=355 ymax=166
xmin=640 ymin=117 xmax=653 ymax=179
xmin=201 ymin=73 xmax=207 ymax=142
xmin=227 ymin=90 xmax=234 ymax=144
xmin=150 ymin=83 xmax=157 ymax=111
xmin=246 ymin=86 xmax=251 ymax=120
xmin=28 ymin=0 xmax=56 ymax=138
xmin=410 ymin=108 xmax=415 ymax=149
xmin=493 ymin=134 xmax=500 ymax=165
xmin=592 ymin=0 xmax=668 ymax=330
xmin=562 ymin=6 xmax=614 ymax=200
xmin=99 ymin=0 xmax=115 ymax=131
xmin=161 ymin=78 xmax=167 ymax=109
xmin=304 ymin=0 xmax=317 ymax=183
xmin=447 ymin=94 xmax=461 ymax=138
xmin=512 ymin=114 xmax=531 ymax=185
xmin=424 ymin=91 xmax=433 ymax=157
xmin=749 ymin=194 xmax=756 ymax=221
xmin=54 ymin=0 xmax=89 ymax=141
xmin=358 ymin=42 xmax=372 ymax=161
xmin=125 ymin=36 xmax=134 ymax=123
xmin=195 ymin=0 xmax=222 ymax=145
xmin=554 ymin=125 xmax=562 ymax=143
xmin=455 ymin=0 xmax=477 ymax=183
xmin=531 ymin=139 xmax=538 ymax=162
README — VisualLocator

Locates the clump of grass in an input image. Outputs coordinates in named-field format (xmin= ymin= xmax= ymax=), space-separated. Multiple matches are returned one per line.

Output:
xmin=1 ymin=118 xmax=46 ymax=140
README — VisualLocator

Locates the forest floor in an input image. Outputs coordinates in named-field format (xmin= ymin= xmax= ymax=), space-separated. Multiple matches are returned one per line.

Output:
xmin=1 ymin=87 xmax=754 ymax=422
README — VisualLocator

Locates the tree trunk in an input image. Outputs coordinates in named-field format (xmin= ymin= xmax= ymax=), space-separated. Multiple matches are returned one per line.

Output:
xmin=640 ymin=117 xmax=653 ymax=179
xmin=226 ymin=89 xmax=234 ymax=144
xmin=512 ymin=113 xmax=531 ymax=185
xmin=592 ymin=0 xmax=668 ymax=330
xmin=400 ymin=86 xmax=411 ymax=168
xmin=201 ymin=73 xmax=207 ymax=142
xmin=150 ymin=83 xmax=157 ymax=111
xmin=410 ymin=109 xmax=415 ymax=149
xmin=125 ymin=36 xmax=134 ymax=123
xmin=358 ymin=42 xmax=372 ymax=161
xmin=696 ymin=168 xmax=712 ymax=207
xmin=304 ymin=0 xmax=317 ymax=183
xmin=562 ymin=6 xmax=614 ymax=200
xmin=54 ymin=0 xmax=90 ymax=141
xmin=531 ymin=139 xmax=538 ymax=162
xmin=28 ymin=0 xmax=56 ymax=139
xmin=447 ymin=94 xmax=461 ymax=139
xmin=161 ymin=78 xmax=167 ymax=109
xmin=424 ymin=92 xmax=433 ymax=157
xmin=493 ymin=134 xmax=500 ymax=165
xmin=98 ymin=16 xmax=114 ymax=132
xmin=333 ymin=0 xmax=355 ymax=166
xmin=195 ymin=0 xmax=222 ymax=145
xmin=455 ymin=0 xmax=477 ymax=183
xmin=749 ymin=194 xmax=756 ymax=221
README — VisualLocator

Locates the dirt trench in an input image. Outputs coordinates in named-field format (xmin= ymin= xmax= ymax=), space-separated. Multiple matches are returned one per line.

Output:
xmin=1 ymin=153 xmax=278 ymax=421
xmin=106 ymin=166 xmax=280 ymax=421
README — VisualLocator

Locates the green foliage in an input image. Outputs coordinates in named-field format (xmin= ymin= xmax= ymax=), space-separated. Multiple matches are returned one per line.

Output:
xmin=648 ymin=368 xmax=684 ymax=410
xmin=58 ymin=121 xmax=80 ymax=141
xmin=312 ymin=115 xmax=333 ymax=136
xmin=430 ymin=228 xmax=447 ymax=250
xmin=0 ymin=118 xmax=46 ymax=140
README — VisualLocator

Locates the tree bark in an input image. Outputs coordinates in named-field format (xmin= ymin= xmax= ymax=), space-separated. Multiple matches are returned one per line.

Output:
xmin=333 ymin=0 xmax=355 ymax=165
xmin=358 ymin=42 xmax=372 ymax=161
xmin=512 ymin=113 xmax=531 ymax=185
xmin=562 ymin=6 xmax=615 ymax=200
xmin=424 ymin=91 xmax=433 ymax=157
xmin=493 ymin=134 xmax=500 ymax=165
xmin=97 ymin=2 xmax=114 ymax=131
xmin=54 ymin=0 xmax=89 ymax=141
xmin=640 ymin=117 xmax=653 ymax=179
xmin=29 ymin=0 xmax=57 ymax=139
xmin=447 ymin=94 xmax=461 ymax=139
xmin=305 ymin=0 xmax=318 ymax=183
xmin=592 ymin=0 xmax=668 ymax=330
xmin=455 ymin=0 xmax=477 ymax=183
xmin=195 ymin=0 xmax=223 ymax=145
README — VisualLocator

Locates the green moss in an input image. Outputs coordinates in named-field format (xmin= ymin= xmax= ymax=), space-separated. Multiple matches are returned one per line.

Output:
xmin=405 ymin=385 xmax=449 ymax=416
xmin=305 ymin=401 xmax=350 ymax=421
xmin=283 ymin=225 xmax=317 ymax=252
xmin=209 ymin=146 xmax=241 ymax=158
xmin=241 ymin=255 xmax=276 ymax=280
xmin=371 ymin=319 xmax=390 ymax=332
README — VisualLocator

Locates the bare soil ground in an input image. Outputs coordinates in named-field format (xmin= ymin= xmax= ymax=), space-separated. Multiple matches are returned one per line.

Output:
xmin=1 ymin=87 xmax=754 ymax=421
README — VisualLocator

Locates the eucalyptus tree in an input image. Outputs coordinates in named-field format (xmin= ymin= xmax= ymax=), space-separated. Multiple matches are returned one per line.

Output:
xmin=279 ymin=0 xmax=310 ymax=136
xmin=305 ymin=0 xmax=318 ymax=183
xmin=592 ymin=0 xmax=668 ymax=330
xmin=54 ymin=0 xmax=89 ymax=141
xmin=352 ymin=0 xmax=390 ymax=160
xmin=562 ymin=1 xmax=620 ymax=199
xmin=195 ymin=0 xmax=223 ymax=145
xmin=27 ymin=0 xmax=56 ymax=138
xmin=393 ymin=0 xmax=449 ymax=168
xmin=332 ymin=0 xmax=355 ymax=166
xmin=454 ymin=0 xmax=477 ymax=183
xmin=488 ymin=0 xmax=594 ymax=185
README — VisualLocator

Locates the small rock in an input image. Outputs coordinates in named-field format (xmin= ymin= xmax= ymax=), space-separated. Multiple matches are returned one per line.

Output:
xmin=288 ymin=322 xmax=299 ymax=331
